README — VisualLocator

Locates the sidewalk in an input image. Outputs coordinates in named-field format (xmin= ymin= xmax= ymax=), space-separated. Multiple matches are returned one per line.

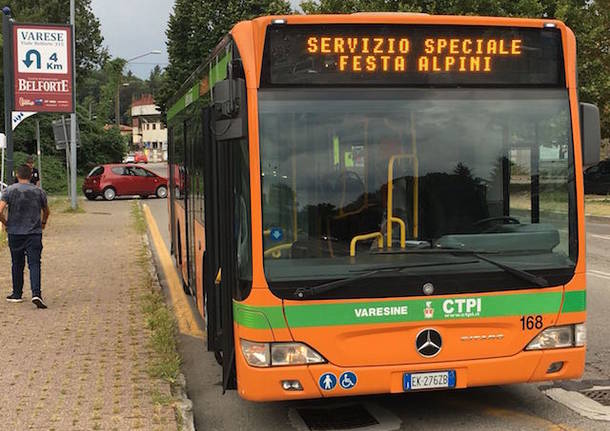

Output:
xmin=0 ymin=199 xmax=177 ymax=431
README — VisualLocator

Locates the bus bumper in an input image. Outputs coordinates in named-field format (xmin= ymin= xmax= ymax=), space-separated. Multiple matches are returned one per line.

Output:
xmin=236 ymin=347 xmax=585 ymax=401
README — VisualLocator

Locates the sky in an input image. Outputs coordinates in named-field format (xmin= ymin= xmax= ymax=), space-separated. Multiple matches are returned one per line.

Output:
xmin=91 ymin=0 xmax=302 ymax=79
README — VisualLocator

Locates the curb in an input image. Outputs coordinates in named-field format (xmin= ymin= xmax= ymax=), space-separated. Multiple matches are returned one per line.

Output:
xmin=142 ymin=232 xmax=196 ymax=431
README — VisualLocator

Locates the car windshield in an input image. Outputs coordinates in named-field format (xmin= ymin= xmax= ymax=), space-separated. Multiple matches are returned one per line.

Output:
xmin=259 ymin=89 xmax=576 ymax=298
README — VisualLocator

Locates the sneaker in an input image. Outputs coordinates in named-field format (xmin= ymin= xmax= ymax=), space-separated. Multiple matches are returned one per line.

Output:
xmin=32 ymin=296 xmax=47 ymax=309
xmin=6 ymin=294 xmax=23 ymax=303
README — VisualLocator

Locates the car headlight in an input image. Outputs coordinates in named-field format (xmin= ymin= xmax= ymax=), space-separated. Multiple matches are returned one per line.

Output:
xmin=240 ymin=339 xmax=325 ymax=367
xmin=525 ymin=324 xmax=585 ymax=350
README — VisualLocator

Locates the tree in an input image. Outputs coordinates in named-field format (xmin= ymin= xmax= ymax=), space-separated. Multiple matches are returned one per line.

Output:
xmin=158 ymin=0 xmax=291 ymax=115
xmin=147 ymin=65 xmax=165 ymax=97
xmin=299 ymin=0 xmax=609 ymax=139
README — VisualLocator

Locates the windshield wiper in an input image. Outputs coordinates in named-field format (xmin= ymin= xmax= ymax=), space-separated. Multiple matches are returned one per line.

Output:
xmin=398 ymin=247 xmax=549 ymax=288
xmin=294 ymin=248 xmax=548 ymax=299
xmin=293 ymin=259 xmax=479 ymax=299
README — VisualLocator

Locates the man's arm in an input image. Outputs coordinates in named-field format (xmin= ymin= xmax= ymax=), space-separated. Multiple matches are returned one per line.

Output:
xmin=40 ymin=191 xmax=49 ymax=229
xmin=0 ymin=200 xmax=7 ymax=225
xmin=41 ymin=204 xmax=50 ymax=229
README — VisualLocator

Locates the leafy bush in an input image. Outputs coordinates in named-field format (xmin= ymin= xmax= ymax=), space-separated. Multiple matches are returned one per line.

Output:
xmin=13 ymin=151 xmax=71 ymax=194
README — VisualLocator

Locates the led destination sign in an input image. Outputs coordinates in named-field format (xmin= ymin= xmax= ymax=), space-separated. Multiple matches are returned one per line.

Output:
xmin=263 ymin=25 xmax=564 ymax=86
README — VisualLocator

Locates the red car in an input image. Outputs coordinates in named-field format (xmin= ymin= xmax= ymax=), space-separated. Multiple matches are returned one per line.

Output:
xmin=83 ymin=164 xmax=168 ymax=201
xmin=134 ymin=151 xmax=148 ymax=163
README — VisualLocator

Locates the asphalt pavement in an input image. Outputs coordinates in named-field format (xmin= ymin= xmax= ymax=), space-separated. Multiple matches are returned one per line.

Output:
xmin=143 ymin=162 xmax=610 ymax=430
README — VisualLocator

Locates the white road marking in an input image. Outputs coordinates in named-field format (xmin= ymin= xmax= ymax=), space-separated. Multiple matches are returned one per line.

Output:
xmin=587 ymin=270 xmax=610 ymax=280
xmin=543 ymin=387 xmax=610 ymax=422
xmin=589 ymin=234 xmax=610 ymax=241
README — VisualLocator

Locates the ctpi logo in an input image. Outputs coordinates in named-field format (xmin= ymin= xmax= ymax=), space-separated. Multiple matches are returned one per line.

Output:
xmin=442 ymin=298 xmax=482 ymax=318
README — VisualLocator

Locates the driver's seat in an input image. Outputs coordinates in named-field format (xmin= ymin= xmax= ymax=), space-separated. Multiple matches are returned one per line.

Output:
xmin=420 ymin=172 xmax=489 ymax=238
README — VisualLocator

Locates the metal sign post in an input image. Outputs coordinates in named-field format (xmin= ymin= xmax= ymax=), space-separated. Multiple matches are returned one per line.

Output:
xmin=0 ymin=133 xmax=6 ymax=188
xmin=36 ymin=119 xmax=42 ymax=190
xmin=2 ymin=7 xmax=14 ymax=182
xmin=70 ymin=0 xmax=77 ymax=209
xmin=61 ymin=116 xmax=70 ymax=201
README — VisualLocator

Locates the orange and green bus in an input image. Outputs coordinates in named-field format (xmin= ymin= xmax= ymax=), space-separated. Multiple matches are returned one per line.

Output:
xmin=166 ymin=13 xmax=601 ymax=401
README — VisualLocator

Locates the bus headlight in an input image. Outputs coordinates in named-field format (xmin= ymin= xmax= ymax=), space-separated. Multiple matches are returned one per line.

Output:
xmin=271 ymin=343 xmax=325 ymax=366
xmin=240 ymin=340 xmax=270 ymax=367
xmin=525 ymin=324 xmax=585 ymax=350
xmin=240 ymin=339 xmax=325 ymax=367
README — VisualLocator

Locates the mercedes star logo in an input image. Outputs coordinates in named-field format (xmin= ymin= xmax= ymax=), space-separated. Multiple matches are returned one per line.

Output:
xmin=415 ymin=328 xmax=442 ymax=358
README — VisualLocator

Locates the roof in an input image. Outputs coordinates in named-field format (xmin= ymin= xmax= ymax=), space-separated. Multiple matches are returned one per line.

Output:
xmin=104 ymin=124 xmax=133 ymax=132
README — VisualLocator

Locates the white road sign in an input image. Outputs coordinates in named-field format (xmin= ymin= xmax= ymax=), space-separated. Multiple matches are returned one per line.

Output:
xmin=16 ymin=27 xmax=69 ymax=75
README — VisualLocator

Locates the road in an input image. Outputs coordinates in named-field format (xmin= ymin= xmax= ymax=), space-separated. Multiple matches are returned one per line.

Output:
xmin=144 ymin=163 xmax=610 ymax=430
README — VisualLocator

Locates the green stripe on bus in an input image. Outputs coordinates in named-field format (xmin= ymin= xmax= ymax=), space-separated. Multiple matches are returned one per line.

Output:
xmin=283 ymin=291 xmax=563 ymax=327
xmin=562 ymin=290 xmax=586 ymax=313
xmin=209 ymin=51 xmax=231 ymax=88
xmin=233 ymin=290 xmax=585 ymax=329
xmin=233 ymin=302 xmax=287 ymax=329
xmin=167 ymin=51 xmax=232 ymax=121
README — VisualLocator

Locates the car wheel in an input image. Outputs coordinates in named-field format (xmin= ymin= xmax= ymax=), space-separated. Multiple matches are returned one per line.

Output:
xmin=103 ymin=187 xmax=116 ymax=201
xmin=156 ymin=185 xmax=168 ymax=199
xmin=85 ymin=193 xmax=96 ymax=201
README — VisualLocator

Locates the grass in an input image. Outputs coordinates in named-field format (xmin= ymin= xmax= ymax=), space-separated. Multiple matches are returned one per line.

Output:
xmin=131 ymin=202 xmax=181 ymax=385
xmin=131 ymin=202 xmax=147 ymax=235
xmin=511 ymin=191 xmax=610 ymax=217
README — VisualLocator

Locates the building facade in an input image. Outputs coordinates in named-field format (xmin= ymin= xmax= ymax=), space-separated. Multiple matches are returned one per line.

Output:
xmin=131 ymin=94 xmax=167 ymax=162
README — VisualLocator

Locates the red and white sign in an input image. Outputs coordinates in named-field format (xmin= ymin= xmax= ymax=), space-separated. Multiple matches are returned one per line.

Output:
xmin=13 ymin=24 xmax=74 ymax=113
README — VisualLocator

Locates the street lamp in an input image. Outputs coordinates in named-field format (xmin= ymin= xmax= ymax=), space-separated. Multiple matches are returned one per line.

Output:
xmin=115 ymin=50 xmax=162 ymax=127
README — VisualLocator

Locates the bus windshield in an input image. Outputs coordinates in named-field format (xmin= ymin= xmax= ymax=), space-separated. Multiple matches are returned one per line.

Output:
xmin=259 ymin=88 xmax=575 ymax=297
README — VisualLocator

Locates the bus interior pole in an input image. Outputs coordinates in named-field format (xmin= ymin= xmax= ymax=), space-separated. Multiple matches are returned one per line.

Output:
xmin=69 ymin=0 xmax=77 ymax=209
xmin=2 ymin=7 xmax=13 ymax=183
xmin=36 ymin=119 xmax=42 ymax=190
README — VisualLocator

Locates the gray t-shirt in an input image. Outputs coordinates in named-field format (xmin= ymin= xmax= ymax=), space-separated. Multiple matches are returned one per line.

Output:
xmin=1 ymin=183 xmax=48 ymax=235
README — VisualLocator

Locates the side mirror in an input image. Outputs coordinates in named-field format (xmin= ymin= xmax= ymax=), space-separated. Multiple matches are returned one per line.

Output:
xmin=212 ymin=78 xmax=247 ymax=141
xmin=580 ymin=102 xmax=601 ymax=166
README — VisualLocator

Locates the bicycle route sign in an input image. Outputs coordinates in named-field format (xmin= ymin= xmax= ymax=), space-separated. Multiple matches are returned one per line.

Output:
xmin=12 ymin=24 xmax=74 ymax=113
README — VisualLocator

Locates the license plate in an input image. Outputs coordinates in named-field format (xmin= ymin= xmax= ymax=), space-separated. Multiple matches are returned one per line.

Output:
xmin=403 ymin=370 xmax=456 ymax=391
xmin=85 ymin=189 xmax=92 ymax=193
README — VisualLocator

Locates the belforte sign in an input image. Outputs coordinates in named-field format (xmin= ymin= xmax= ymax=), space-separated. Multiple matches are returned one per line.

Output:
xmin=13 ymin=24 xmax=74 ymax=112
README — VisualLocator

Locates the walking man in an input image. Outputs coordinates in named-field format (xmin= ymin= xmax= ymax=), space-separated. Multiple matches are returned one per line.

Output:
xmin=0 ymin=164 xmax=50 ymax=308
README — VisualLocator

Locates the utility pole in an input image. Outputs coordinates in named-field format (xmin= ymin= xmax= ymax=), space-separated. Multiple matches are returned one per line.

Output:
xmin=36 ymin=120 xmax=42 ymax=190
xmin=2 ymin=7 xmax=13 ymax=182
xmin=70 ymin=0 xmax=77 ymax=209
xmin=115 ymin=75 xmax=121 ymax=127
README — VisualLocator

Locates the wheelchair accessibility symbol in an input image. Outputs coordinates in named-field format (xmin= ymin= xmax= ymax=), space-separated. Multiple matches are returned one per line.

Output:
xmin=339 ymin=371 xmax=357 ymax=389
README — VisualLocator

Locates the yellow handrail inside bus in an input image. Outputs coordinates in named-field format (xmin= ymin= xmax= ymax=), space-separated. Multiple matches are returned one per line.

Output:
xmin=387 ymin=154 xmax=418 ymax=248
xmin=264 ymin=243 xmax=293 ymax=259
xmin=389 ymin=216 xmax=406 ymax=247
xmin=350 ymin=232 xmax=383 ymax=257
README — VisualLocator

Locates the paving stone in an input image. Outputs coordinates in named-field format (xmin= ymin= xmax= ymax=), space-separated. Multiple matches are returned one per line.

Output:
xmin=0 ymin=199 xmax=177 ymax=431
